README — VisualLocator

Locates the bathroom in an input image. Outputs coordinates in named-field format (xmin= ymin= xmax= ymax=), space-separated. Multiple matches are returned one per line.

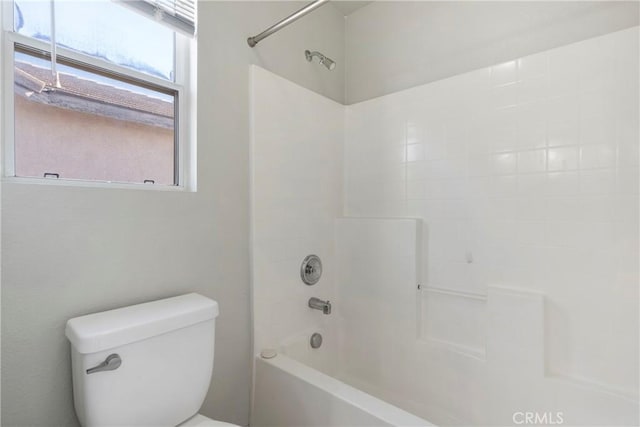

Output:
xmin=0 ymin=0 xmax=638 ymax=426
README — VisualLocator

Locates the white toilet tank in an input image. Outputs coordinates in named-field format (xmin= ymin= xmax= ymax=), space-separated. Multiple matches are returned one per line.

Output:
xmin=65 ymin=293 xmax=219 ymax=427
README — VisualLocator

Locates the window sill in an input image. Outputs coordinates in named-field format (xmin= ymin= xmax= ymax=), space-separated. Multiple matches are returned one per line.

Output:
xmin=2 ymin=176 xmax=192 ymax=192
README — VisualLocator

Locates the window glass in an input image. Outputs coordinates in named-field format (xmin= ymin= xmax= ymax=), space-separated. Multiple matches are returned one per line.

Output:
xmin=14 ymin=0 xmax=175 ymax=81
xmin=14 ymin=48 xmax=176 ymax=185
xmin=13 ymin=0 xmax=51 ymax=40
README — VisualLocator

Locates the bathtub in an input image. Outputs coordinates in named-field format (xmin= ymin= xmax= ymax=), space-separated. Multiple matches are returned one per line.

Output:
xmin=252 ymin=351 xmax=433 ymax=427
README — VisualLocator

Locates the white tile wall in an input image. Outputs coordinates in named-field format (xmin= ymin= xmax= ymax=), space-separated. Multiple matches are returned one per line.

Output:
xmin=252 ymin=27 xmax=639 ymax=427
xmin=345 ymin=26 xmax=639 ymax=416
xmin=335 ymin=218 xmax=420 ymax=341
xmin=251 ymin=66 xmax=344 ymax=354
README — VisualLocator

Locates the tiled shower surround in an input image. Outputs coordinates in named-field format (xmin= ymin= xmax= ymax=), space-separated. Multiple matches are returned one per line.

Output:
xmin=252 ymin=27 xmax=639 ymax=425
xmin=345 ymin=26 xmax=638 ymax=395
xmin=251 ymin=65 xmax=344 ymax=356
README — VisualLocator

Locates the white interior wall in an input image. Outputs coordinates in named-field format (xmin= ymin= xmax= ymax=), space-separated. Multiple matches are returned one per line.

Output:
xmin=0 ymin=2 xmax=345 ymax=426
xmin=345 ymin=1 xmax=640 ymax=104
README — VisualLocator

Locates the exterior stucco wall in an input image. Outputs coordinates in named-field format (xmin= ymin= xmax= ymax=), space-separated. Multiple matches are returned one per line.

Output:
xmin=14 ymin=96 xmax=174 ymax=185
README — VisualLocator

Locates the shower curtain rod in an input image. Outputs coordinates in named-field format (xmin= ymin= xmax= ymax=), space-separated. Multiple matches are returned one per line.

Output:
xmin=247 ymin=0 xmax=330 ymax=47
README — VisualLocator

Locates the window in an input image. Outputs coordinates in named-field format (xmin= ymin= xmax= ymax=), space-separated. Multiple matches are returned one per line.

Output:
xmin=2 ymin=0 xmax=196 ymax=188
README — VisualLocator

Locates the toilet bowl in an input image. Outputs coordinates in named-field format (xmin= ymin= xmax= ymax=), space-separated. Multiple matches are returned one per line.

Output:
xmin=65 ymin=293 xmax=240 ymax=427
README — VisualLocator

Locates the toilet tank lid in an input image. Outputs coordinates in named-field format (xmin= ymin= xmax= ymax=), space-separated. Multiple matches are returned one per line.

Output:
xmin=65 ymin=293 xmax=219 ymax=354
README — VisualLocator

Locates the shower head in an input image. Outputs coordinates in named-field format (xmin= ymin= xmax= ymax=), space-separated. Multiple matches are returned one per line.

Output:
xmin=305 ymin=50 xmax=336 ymax=71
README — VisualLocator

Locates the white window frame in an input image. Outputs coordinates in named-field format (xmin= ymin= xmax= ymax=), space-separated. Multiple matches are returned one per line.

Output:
xmin=0 ymin=0 xmax=197 ymax=191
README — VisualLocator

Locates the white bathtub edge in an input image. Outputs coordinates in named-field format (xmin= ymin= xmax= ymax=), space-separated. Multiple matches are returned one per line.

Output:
xmin=256 ymin=354 xmax=435 ymax=427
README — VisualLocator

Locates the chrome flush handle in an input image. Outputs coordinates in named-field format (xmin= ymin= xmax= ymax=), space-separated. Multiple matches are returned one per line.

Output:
xmin=86 ymin=354 xmax=122 ymax=374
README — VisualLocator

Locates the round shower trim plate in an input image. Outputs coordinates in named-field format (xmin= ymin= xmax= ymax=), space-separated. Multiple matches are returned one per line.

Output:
xmin=300 ymin=254 xmax=322 ymax=285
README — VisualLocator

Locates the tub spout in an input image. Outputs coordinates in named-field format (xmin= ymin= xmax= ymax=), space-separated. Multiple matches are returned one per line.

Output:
xmin=308 ymin=297 xmax=331 ymax=315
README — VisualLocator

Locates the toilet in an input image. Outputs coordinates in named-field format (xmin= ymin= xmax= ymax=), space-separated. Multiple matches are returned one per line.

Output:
xmin=65 ymin=293 xmax=239 ymax=427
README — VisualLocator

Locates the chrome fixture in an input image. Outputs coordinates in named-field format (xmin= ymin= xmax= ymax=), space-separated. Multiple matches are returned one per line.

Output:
xmin=308 ymin=297 xmax=331 ymax=315
xmin=86 ymin=354 xmax=122 ymax=375
xmin=301 ymin=254 xmax=322 ymax=285
xmin=247 ymin=0 xmax=330 ymax=47
xmin=310 ymin=332 xmax=323 ymax=349
xmin=305 ymin=50 xmax=336 ymax=70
